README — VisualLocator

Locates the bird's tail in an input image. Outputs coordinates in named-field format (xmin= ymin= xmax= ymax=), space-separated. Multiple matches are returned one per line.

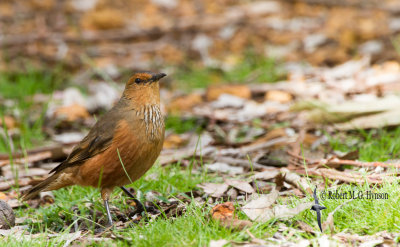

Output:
xmin=21 ymin=173 xmax=60 ymax=201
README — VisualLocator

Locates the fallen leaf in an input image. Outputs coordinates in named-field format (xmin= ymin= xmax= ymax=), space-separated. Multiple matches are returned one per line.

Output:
xmin=211 ymin=94 xmax=246 ymax=108
xmin=281 ymin=169 xmax=312 ymax=194
xmin=242 ymin=190 xmax=312 ymax=223
xmin=53 ymin=132 xmax=86 ymax=144
xmin=359 ymin=240 xmax=384 ymax=247
xmin=273 ymin=202 xmax=313 ymax=219
xmin=209 ymin=239 xmax=229 ymax=247
xmin=211 ymin=202 xmax=252 ymax=230
xmin=226 ymin=188 xmax=238 ymax=200
xmin=81 ymin=9 xmax=126 ymax=30
xmin=6 ymin=199 xmax=23 ymax=209
xmin=206 ymin=162 xmax=244 ymax=175
xmin=0 ymin=193 xmax=7 ymax=201
xmin=54 ymin=103 xmax=89 ymax=122
xmin=206 ymin=85 xmax=251 ymax=101
xmin=251 ymin=170 xmax=280 ymax=180
xmin=211 ymin=202 xmax=234 ymax=221
xmin=225 ymin=180 xmax=255 ymax=194
xmin=163 ymin=134 xmax=187 ymax=149
xmin=197 ymin=183 xmax=229 ymax=197
xmin=242 ymin=190 xmax=278 ymax=221
xmin=317 ymin=235 xmax=338 ymax=247
xmin=168 ymin=94 xmax=203 ymax=113
xmin=265 ymin=90 xmax=293 ymax=103
xmin=296 ymin=221 xmax=315 ymax=233
xmin=0 ymin=116 xmax=17 ymax=130
xmin=335 ymin=109 xmax=400 ymax=130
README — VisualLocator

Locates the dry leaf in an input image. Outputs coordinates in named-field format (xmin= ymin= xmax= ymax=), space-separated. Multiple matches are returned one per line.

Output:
xmin=242 ymin=190 xmax=278 ymax=221
xmin=265 ymin=90 xmax=293 ymax=103
xmin=211 ymin=94 xmax=246 ymax=109
xmin=281 ymin=169 xmax=312 ymax=194
xmin=81 ymin=9 xmax=126 ymax=30
xmin=273 ymin=202 xmax=313 ymax=219
xmin=198 ymin=183 xmax=229 ymax=197
xmin=335 ymin=109 xmax=400 ymax=130
xmin=206 ymin=163 xmax=244 ymax=175
xmin=209 ymin=239 xmax=229 ymax=247
xmin=206 ymin=85 xmax=251 ymax=101
xmin=0 ymin=193 xmax=7 ymax=201
xmin=163 ymin=134 xmax=187 ymax=149
xmin=211 ymin=202 xmax=235 ymax=221
xmin=54 ymin=103 xmax=89 ymax=122
xmin=225 ymin=180 xmax=255 ymax=194
xmin=242 ymin=190 xmax=312 ymax=223
xmin=296 ymin=221 xmax=314 ymax=233
xmin=211 ymin=202 xmax=252 ymax=230
xmin=0 ymin=116 xmax=17 ymax=130
xmin=251 ymin=170 xmax=280 ymax=181
xmin=168 ymin=94 xmax=203 ymax=113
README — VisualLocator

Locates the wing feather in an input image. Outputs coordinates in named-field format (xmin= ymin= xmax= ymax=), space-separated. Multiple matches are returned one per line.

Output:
xmin=49 ymin=106 xmax=123 ymax=174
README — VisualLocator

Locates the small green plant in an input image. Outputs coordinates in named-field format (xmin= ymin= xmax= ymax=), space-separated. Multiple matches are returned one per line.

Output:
xmin=165 ymin=115 xmax=203 ymax=134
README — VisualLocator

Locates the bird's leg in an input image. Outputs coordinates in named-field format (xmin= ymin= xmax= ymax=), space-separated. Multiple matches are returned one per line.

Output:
xmin=104 ymin=200 xmax=113 ymax=226
xmin=120 ymin=186 xmax=147 ymax=215
xmin=101 ymin=188 xmax=114 ymax=227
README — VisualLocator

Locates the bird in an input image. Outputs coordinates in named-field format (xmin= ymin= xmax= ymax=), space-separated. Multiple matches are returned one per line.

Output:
xmin=22 ymin=71 xmax=167 ymax=226
xmin=310 ymin=187 xmax=326 ymax=232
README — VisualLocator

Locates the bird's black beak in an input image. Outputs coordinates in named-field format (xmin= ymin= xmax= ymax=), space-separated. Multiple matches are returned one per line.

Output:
xmin=152 ymin=73 xmax=167 ymax=82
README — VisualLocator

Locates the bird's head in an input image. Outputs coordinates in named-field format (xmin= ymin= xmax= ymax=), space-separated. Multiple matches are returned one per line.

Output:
xmin=123 ymin=71 xmax=167 ymax=104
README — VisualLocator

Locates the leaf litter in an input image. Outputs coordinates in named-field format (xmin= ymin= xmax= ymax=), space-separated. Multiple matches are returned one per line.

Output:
xmin=2 ymin=59 xmax=400 ymax=245
xmin=1 ymin=1 xmax=400 ymax=246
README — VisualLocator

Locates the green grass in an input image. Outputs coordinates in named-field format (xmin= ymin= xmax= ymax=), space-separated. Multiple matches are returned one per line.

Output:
xmin=165 ymin=115 xmax=204 ymax=134
xmin=18 ymin=162 xmax=212 ymax=232
xmin=3 ymin=61 xmax=400 ymax=245
xmin=5 ymin=126 xmax=400 ymax=246
xmin=15 ymin=150 xmax=400 ymax=246
xmin=297 ymin=181 xmax=400 ymax=235
xmin=174 ymin=54 xmax=284 ymax=90
xmin=0 ymin=69 xmax=67 ymax=153
xmin=328 ymin=127 xmax=400 ymax=161
xmin=14 ymin=160 xmax=283 ymax=246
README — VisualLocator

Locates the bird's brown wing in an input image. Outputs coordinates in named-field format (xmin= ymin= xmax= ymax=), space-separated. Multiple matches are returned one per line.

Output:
xmin=50 ymin=107 xmax=122 ymax=174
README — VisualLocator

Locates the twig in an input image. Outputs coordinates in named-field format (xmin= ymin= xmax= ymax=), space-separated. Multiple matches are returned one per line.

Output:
xmin=287 ymin=151 xmax=400 ymax=169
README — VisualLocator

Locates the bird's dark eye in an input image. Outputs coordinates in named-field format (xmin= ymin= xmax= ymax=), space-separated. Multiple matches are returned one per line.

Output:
xmin=135 ymin=78 xmax=141 ymax=83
